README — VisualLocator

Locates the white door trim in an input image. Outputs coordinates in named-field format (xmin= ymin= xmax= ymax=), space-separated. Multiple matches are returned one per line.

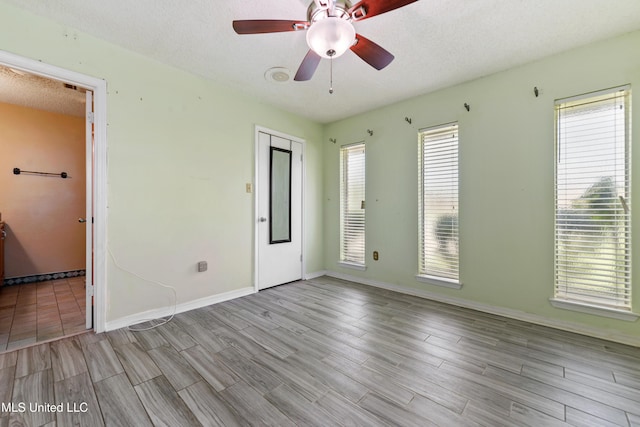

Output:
xmin=85 ymin=89 xmax=94 ymax=329
xmin=254 ymin=125 xmax=305 ymax=292
xmin=0 ymin=50 xmax=108 ymax=333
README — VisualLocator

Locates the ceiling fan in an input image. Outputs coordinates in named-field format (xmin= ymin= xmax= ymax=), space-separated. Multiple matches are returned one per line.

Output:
xmin=232 ymin=0 xmax=419 ymax=82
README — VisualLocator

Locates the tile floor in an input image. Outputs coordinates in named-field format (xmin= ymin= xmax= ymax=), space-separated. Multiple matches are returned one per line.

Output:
xmin=0 ymin=278 xmax=88 ymax=351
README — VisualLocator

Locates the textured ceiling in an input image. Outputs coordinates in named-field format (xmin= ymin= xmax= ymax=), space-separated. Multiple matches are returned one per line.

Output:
xmin=3 ymin=0 xmax=640 ymax=123
xmin=0 ymin=66 xmax=85 ymax=117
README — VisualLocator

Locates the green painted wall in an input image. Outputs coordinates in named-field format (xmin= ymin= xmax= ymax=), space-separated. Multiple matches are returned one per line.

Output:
xmin=2 ymin=1 xmax=639 ymax=342
xmin=0 ymin=3 xmax=324 ymax=322
xmin=323 ymin=30 xmax=640 ymax=341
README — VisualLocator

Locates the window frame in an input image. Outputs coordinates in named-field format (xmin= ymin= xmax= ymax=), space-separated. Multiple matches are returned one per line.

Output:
xmin=551 ymin=85 xmax=636 ymax=320
xmin=417 ymin=122 xmax=461 ymax=288
xmin=339 ymin=142 xmax=366 ymax=269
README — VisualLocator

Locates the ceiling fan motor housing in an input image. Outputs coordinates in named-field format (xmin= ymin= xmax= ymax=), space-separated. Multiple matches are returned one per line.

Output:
xmin=307 ymin=0 xmax=352 ymax=20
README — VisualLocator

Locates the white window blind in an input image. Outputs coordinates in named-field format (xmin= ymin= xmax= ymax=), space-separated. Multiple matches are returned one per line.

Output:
xmin=555 ymin=87 xmax=631 ymax=310
xmin=418 ymin=123 xmax=459 ymax=281
xmin=340 ymin=143 xmax=366 ymax=265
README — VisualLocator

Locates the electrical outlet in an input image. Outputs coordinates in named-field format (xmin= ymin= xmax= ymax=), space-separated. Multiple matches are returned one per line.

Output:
xmin=197 ymin=261 xmax=208 ymax=272
xmin=373 ymin=251 xmax=379 ymax=261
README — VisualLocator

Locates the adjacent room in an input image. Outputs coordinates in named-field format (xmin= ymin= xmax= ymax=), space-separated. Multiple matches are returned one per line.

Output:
xmin=0 ymin=66 xmax=90 ymax=350
xmin=0 ymin=0 xmax=639 ymax=426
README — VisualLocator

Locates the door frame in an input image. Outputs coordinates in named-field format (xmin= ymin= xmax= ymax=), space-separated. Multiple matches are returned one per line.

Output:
xmin=254 ymin=125 xmax=306 ymax=292
xmin=0 ymin=50 xmax=108 ymax=333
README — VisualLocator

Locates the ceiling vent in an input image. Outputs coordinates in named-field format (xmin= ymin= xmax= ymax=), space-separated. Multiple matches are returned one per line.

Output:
xmin=264 ymin=67 xmax=291 ymax=83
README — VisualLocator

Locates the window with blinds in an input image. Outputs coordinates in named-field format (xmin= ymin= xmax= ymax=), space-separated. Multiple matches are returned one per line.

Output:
xmin=554 ymin=86 xmax=631 ymax=311
xmin=418 ymin=123 xmax=459 ymax=282
xmin=340 ymin=143 xmax=366 ymax=265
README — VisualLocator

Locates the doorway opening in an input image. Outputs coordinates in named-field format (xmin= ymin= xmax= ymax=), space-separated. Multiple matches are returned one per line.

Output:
xmin=0 ymin=50 xmax=107 ymax=352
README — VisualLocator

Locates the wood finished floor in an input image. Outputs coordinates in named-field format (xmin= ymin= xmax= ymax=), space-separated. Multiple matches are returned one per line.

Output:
xmin=0 ymin=278 xmax=87 ymax=351
xmin=0 ymin=275 xmax=639 ymax=426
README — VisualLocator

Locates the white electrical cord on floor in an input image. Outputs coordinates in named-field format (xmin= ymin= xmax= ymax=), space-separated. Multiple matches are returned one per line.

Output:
xmin=107 ymin=247 xmax=178 ymax=332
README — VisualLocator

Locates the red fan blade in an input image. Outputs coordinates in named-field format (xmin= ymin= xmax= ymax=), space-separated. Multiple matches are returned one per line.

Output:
xmin=232 ymin=20 xmax=309 ymax=34
xmin=348 ymin=0 xmax=418 ymax=22
xmin=350 ymin=34 xmax=394 ymax=70
xmin=294 ymin=50 xmax=322 ymax=81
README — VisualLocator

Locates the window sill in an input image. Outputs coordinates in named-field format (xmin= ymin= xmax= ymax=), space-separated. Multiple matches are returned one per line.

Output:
xmin=416 ymin=274 xmax=462 ymax=290
xmin=338 ymin=261 xmax=367 ymax=271
xmin=549 ymin=298 xmax=639 ymax=322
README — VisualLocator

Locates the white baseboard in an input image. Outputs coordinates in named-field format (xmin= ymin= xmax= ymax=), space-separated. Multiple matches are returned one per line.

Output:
xmin=325 ymin=271 xmax=640 ymax=348
xmin=105 ymin=286 xmax=255 ymax=331
xmin=304 ymin=270 xmax=327 ymax=280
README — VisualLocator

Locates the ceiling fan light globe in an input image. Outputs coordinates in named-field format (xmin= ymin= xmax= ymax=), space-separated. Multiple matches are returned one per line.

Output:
xmin=306 ymin=17 xmax=355 ymax=59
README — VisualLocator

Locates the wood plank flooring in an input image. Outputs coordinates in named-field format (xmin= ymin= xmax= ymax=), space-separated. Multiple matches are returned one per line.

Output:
xmin=1 ymin=275 xmax=639 ymax=426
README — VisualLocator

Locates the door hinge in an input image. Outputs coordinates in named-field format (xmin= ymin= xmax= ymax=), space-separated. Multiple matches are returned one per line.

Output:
xmin=300 ymin=154 xmax=303 ymax=162
xmin=300 ymin=254 xmax=303 ymax=262
xmin=87 ymin=112 xmax=95 ymax=124
xmin=86 ymin=284 xmax=94 ymax=297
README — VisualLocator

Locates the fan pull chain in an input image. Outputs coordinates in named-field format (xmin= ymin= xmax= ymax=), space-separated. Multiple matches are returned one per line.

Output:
xmin=327 ymin=49 xmax=336 ymax=94
xmin=329 ymin=55 xmax=334 ymax=94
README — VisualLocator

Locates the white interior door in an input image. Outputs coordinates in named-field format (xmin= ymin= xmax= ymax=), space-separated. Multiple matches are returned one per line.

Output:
xmin=85 ymin=90 xmax=94 ymax=329
xmin=257 ymin=131 xmax=302 ymax=290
